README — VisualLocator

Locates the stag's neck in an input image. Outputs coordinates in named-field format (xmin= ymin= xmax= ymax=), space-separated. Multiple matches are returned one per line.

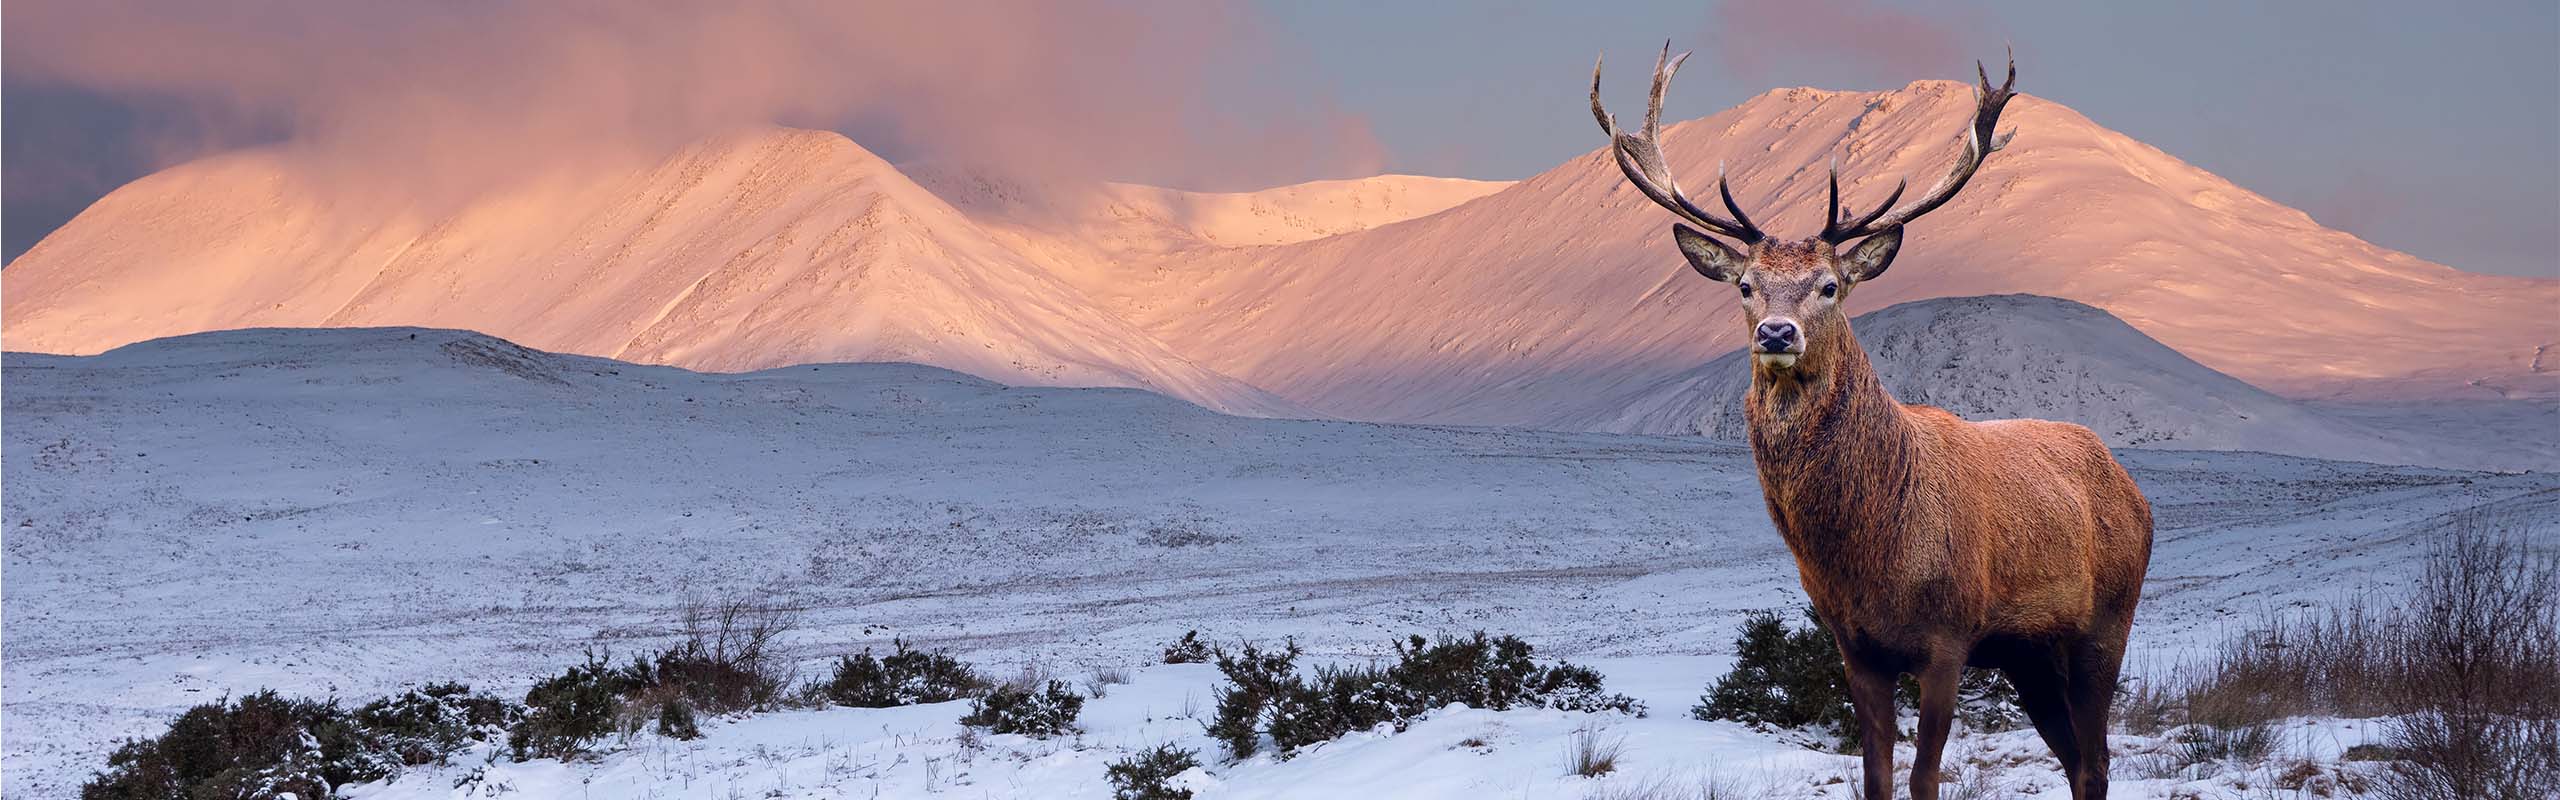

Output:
xmin=1745 ymin=329 xmax=1917 ymax=547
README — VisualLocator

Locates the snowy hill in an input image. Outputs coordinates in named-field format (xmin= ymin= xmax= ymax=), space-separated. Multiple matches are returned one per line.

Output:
xmin=1557 ymin=294 xmax=2552 ymax=471
xmin=1135 ymin=83 xmax=2558 ymax=427
xmin=5 ymin=328 xmax=2555 ymax=797
xmin=0 ymin=128 xmax=1300 ymax=418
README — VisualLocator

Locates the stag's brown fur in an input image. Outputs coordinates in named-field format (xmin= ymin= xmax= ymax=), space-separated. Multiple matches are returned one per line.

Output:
xmin=1738 ymin=240 xmax=2154 ymax=800
xmin=1593 ymin=48 xmax=2154 ymax=800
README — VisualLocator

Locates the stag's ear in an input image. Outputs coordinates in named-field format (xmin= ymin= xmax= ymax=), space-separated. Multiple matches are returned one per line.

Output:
xmin=1841 ymin=226 xmax=1903 ymax=284
xmin=1673 ymin=223 xmax=1746 ymax=283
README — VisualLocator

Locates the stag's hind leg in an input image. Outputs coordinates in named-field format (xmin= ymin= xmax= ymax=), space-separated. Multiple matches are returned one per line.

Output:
xmin=2000 ymin=656 xmax=2083 ymax=794
xmin=2064 ymin=637 xmax=2127 ymax=799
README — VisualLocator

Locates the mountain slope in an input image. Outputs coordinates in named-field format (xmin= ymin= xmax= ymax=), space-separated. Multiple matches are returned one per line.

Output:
xmin=1 ymin=128 xmax=1300 ymax=417
xmin=1127 ymin=83 xmax=2558 ymax=425
xmin=1557 ymin=294 xmax=2546 ymax=471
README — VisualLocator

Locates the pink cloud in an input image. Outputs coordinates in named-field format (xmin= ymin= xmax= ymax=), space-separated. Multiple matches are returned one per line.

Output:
xmin=3 ymin=1 xmax=1386 ymax=211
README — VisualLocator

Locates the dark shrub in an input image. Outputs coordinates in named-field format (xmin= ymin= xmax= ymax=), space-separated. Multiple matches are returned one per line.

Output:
xmin=1208 ymin=632 xmax=1643 ymax=759
xmin=1209 ymin=641 xmax=1302 ymax=758
xmin=1162 ymin=631 xmax=1215 ymax=665
xmin=1267 ymin=664 xmax=1408 ymax=754
xmin=1386 ymin=633 xmax=1645 ymax=717
xmin=1692 ymin=608 xmax=2016 ymax=752
xmin=354 ymin=682 xmax=522 ymax=767
xmin=1694 ymin=609 xmax=1855 ymax=745
xmin=961 ymin=679 xmax=1084 ymax=737
xmin=80 ymin=690 xmax=395 ymax=800
xmin=1105 ymin=744 xmax=1201 ymax=800
xmin=509 ymin=650 xmax=636 ymax=761
xmin=2174 ymin=721 xmax=2275 ymax=765
xmin=826 ymin=639 xmax=991 ymax=708
xmin=654 ymin=697 xmax=703 ymax=741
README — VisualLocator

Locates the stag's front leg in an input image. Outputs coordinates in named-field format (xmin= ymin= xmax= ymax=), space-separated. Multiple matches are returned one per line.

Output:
xmin=1844 ymin=660 xmax=1900 ymax=800
xmin=1907 ymin=658 xmax=1964 ymax=800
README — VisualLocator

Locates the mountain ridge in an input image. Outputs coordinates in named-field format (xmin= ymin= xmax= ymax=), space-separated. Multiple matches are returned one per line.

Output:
xmin=7 ymin=83 xmax=2551 ymax=436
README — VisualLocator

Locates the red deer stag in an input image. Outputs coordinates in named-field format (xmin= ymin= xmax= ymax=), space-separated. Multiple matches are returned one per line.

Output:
xmin=1590 ymin=46 xmax=2154 ymax=799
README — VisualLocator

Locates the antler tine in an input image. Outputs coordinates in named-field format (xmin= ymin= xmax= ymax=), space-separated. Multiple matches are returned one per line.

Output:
xmin=1590 ymin=42 xmax=1766 ymax=244
xmin=1644 ymin=41 xmax=1685 ymax=142
xmin=1822 ymin=172 xmax=1907 ymax=242
xmin=1824 ymin=52 xmax=2019 ymax=243
xmin=1714 ymin=162 xmax=1762 ymax=241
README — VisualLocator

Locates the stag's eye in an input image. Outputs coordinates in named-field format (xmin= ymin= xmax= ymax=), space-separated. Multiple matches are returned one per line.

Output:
xmin=1738 ymin=283 xmax=1754 ymax=298
xmin=1821 ymin=282 xmax=1838 ymax=298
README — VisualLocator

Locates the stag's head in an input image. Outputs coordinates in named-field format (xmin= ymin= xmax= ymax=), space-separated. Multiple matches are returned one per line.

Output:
xmin=1593 ymin=44 xmax=2016 ymax=377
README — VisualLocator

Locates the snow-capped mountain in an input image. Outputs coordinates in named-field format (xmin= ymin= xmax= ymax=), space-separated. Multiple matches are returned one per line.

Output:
xmin=1124 ymin=82 xmax=2557 ymax=427
xmin=8 ymin=83 xmax=2552 ymax=436
xmin=0 ymin=128 xmax=1307 ymax=417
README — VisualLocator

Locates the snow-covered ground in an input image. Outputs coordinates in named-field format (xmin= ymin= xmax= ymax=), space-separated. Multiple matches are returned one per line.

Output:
xmin=7 ymin=328 xmax=2553 ymax=797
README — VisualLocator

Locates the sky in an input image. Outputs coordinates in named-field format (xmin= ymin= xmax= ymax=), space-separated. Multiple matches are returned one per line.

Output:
xmin=5 ymin=0 xmax=2554 ymax=277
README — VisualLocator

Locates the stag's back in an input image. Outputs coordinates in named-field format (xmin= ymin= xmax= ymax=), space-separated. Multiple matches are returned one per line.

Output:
xmin=1906 ymin=406 xmax=2153 ymax=639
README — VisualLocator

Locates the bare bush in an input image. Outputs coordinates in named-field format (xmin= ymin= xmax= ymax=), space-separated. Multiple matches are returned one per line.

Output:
xmin=2377 ymin=511 xmax=2560 ymax=800
xmin=1084 ymin=666 xmax=1133 ymax=698
xmin=632 ymin=593 xmax=800 ymax=715
xmin=2140 ymin=507 xmax=2558 ymax=798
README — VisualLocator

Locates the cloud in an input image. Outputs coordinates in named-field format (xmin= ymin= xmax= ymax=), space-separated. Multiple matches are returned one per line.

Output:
xmin=2 ymin=0 xmax=1385 ymax=231
xmin=1706 ymin=0 xmax=1985 ymax=86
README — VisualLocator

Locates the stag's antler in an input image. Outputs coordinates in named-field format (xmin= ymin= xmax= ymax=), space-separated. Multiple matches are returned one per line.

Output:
xmin=1822 ymin=50 xmax=2018 ymax=244
xmin=1592 ymin=42 xmax=1765 ymax=244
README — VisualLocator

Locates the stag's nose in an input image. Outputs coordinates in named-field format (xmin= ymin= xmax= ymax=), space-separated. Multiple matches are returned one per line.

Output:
xmin=1755 ymin=319 xmax=1801 ymax=352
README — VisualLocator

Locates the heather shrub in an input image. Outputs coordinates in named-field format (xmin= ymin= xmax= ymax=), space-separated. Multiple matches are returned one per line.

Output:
xmin=826 ymin=639 xmax=991 ymax=707
xmin=654 ymin=697 xmax=703 ymax=741
xmin=353 ymin=682 xmax=521 ymax=767
xmin=1693 ymin=609 xmax=1854 ymax=744
xmin=1105 ymin=745 xmax=1201 ymax=800
xmin=960 ymin=679 xmax=1084 ymax=737
xmin=1265 ymin=663 xmax=1408 ymax=754
xmin=80 ymin=690 xmax=395 ymax=800
xmin=1207 ymin=632 xmax=1643 ymax=759
xmin=1161 ymin=630 xmax=1215 ymax=664
xmin=508 ymin=650 xmax=636 ymax=761
xmin=1692 ymin=608 xmax=2017 ymax=752
xmin=1208 ymin=640 xmax=1303 ymax=758
xmin=1386 ymin=633 xmax=1644 ymax=717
